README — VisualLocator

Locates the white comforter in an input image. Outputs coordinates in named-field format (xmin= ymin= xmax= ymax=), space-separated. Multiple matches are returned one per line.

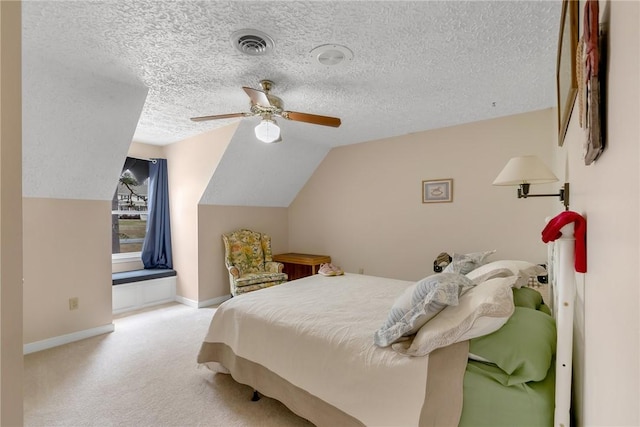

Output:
xmin=200 ymin=273 xmax=441 ymax=426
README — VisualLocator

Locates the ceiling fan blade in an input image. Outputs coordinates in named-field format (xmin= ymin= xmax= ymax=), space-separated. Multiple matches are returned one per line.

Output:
xmin=190 ymin=112 xmax=248 ymax=122
xmin=242 ymin=86 xmax=272 ymax=107
xmin=283 ymin=111 xmax=342 ymax=128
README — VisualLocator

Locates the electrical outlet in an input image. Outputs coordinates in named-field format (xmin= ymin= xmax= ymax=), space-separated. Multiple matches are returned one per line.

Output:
xmin=69 ymin=297 xmax=79 ymax=310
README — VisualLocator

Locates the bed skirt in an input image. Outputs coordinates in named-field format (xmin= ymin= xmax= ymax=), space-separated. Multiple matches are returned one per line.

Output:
xmin=199 ymin=340 xmax=468 ymax=427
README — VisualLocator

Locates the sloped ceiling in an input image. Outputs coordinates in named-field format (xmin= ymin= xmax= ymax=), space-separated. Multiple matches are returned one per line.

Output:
xmin=22 ymin=57 xmax=148 ymax=200
xmin=22 ymin=1 xmax=562 ymax=206
xmin=200 ymin=119 xmax=332 ymax=207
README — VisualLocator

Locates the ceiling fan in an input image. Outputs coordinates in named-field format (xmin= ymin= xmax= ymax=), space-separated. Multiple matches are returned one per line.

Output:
xmin=190 ymin=80 xmax=341 ymax=143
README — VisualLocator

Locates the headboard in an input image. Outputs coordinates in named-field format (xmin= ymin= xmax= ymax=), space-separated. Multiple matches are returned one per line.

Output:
xmin=546 ymin=220 xmax=578 ymax=427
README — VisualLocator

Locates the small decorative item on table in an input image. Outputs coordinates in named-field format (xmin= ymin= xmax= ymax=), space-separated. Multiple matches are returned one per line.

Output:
xmin=272 ymin=253 xmax=332 ymax=281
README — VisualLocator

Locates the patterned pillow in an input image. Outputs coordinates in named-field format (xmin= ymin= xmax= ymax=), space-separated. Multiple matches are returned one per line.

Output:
xmin=391 ymin=276 xmax=517 ymax=356
xmin=373 ymin=273 xmax=474 ymax=347
xmin=442 ymin=250 xmax=496 ymax=275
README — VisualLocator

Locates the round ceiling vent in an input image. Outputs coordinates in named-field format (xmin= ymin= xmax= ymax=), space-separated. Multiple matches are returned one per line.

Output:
xmin=231 ymin=29 xmax=275 ymax=56
xmin=310 ymin=44 xmax=354 ymax=67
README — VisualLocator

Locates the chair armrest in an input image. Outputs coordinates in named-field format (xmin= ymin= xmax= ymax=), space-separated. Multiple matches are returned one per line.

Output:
xmin=265 ymin=261 xmax=284 ymax=273
xmin=227 ymin=265 xmax=241 ymax=278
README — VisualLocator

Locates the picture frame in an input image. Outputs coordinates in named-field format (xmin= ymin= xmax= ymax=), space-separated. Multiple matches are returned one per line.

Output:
xmin=581 ymin=1 xmax=606 ymax=165
xmin=556 ymin=0 xmax=579 ymax=146
xmin=422 ymin=179 xmax=453 ymax=203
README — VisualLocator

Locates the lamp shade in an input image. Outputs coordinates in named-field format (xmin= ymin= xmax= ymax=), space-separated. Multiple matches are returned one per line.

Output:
xmin=254 ymin=118 xmax=281 ymax=143
xmin=493 ymin=155 xmax=559 ymax=186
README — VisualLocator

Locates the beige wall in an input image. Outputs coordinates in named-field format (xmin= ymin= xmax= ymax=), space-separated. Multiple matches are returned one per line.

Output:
xmin=125 ymin=135 xmax=289 ymax=303
xmin=23 ymin=198 xmax=113 ymax=344
xmin=0 ymin=1 xmax=23 ymax=424
xmin=163 ymin=124 xmax=237 ymax=302
xmin=290 ymin=109 xmax=557 ymax=281
xmin=194 ymin=111 xmax=556 ymax=299
xmin=554 ymin=1 xmax=639 ymax=425
xmin=21 ymin=124 xmax=238 ymax=346
xmin=198 ymin=205 xmax=288 ymax=301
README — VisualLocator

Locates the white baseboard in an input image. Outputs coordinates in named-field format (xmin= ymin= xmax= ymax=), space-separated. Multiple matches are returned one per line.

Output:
xmin=24 ymin=285 xmax=228 ymax=355
xmin=176 ymin=294 xmax=231 ymax=308
xmin=24 ymin=323 xmax=115 ymax=355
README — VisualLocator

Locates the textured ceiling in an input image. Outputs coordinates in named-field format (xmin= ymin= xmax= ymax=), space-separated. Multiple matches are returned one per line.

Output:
xmin=22 ymin=1 xmax=562 ymax=148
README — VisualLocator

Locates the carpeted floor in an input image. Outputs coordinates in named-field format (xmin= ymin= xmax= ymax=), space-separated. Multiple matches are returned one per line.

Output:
xmin=24 ymin=303 xmax=314 ymax=427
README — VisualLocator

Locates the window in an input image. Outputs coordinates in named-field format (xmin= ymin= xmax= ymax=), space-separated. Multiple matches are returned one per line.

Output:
xmin=112 ymin=157 xmax=150 ymax=255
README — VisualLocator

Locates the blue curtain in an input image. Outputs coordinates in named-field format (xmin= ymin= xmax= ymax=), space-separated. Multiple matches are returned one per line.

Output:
xmin=142 ymin=159 xmax=173 ymax=269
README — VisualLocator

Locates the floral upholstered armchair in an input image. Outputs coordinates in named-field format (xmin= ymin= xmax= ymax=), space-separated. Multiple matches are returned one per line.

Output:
xmin=222 ymin=229 xmax=288 ymax=296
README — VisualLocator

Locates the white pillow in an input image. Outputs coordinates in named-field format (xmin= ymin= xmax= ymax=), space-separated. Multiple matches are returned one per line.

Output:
xmin=442 ymin=250 xmax=496 ymax=275
xmin=466 ymin=260 xmax=547 ymax=288
xmin=373 ymin=273 xmax=474 ymax=347
xmin=391 ymin=276 xmax=517 ymax=356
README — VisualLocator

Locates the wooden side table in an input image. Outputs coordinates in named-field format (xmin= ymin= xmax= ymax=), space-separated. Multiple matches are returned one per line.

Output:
xmin=272 ymin=253 xmax=331 ymax=281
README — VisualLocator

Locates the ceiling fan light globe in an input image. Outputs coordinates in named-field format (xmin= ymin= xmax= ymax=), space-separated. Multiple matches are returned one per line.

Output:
xmin=255 ymin=119 xmax=281 ymax=143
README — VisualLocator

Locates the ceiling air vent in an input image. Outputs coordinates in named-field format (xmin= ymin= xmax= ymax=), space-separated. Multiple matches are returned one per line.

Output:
xmin=231 ymin=29 xmax=275 ymax=56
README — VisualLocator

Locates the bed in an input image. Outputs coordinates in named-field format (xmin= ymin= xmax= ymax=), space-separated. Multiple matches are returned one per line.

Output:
xmin=198 ymin=215 xmax=581 ymax=426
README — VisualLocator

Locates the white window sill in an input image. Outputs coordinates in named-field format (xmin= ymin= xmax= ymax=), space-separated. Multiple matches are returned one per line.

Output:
xmin=112 ymin=252 xmax=142 ymax=264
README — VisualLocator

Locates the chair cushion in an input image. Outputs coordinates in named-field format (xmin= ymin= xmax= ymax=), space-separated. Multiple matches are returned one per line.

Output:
xmin=234 ymin=281 xmax=283 ymax=295
xmin=236 ymin=272 xmax=288 ymax=287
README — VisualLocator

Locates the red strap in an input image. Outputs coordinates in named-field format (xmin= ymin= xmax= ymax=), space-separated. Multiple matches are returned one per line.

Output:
xmin=541 ymin=211 xmax=587 ymax=273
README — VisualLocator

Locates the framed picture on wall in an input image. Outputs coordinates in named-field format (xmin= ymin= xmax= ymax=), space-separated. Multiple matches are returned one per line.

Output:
xmin=422 ymin=179 xmax=453 ymax=203
xmin=556 ymin=0 xmax=579 ymax=146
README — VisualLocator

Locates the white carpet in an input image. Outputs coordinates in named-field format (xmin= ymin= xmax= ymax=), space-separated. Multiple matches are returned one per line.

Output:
xmin=24 ymin=303 xmax=313 ymax=427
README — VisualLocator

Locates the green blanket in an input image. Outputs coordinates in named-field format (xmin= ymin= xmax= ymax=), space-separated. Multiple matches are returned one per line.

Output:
xmin=460 ymin=360 xmax=555 ymax=426
xmin=460 ymin=289 xmax=556 ymax=427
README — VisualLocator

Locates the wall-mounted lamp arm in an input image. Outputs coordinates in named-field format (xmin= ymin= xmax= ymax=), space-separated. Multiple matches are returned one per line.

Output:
xmin=518 ymin=182 xmax=570 ymax=210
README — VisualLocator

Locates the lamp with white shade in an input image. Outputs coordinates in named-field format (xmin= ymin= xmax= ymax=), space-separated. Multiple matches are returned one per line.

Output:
xmin=493 ymin=155 xmax=569 ymax=210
